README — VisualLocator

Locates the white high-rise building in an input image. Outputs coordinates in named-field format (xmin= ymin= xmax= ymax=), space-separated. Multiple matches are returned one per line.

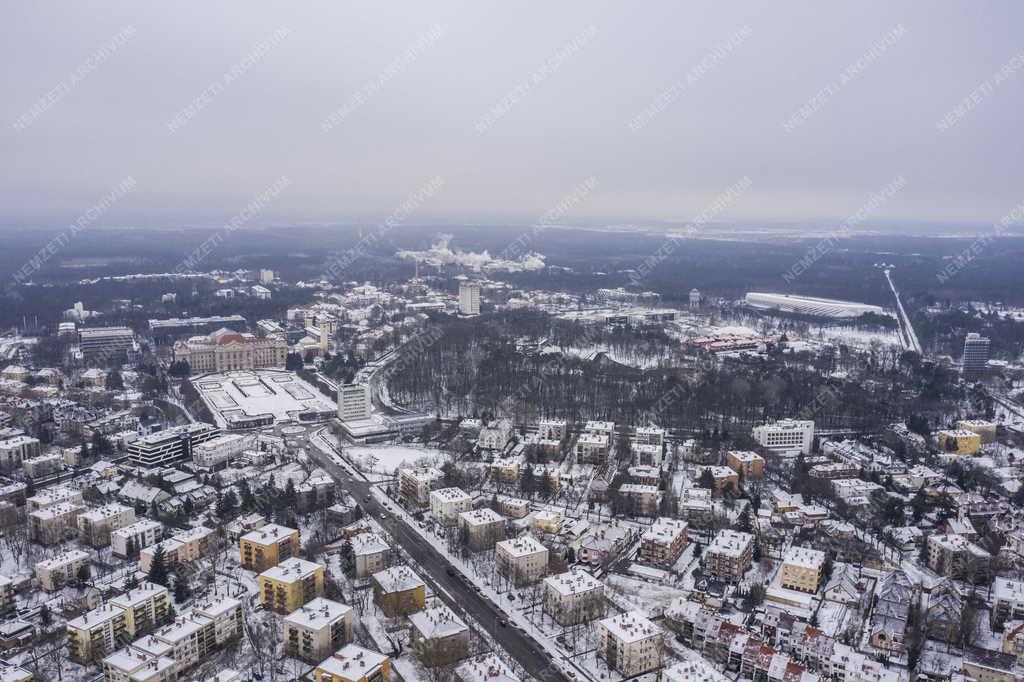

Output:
xmin=962 ymin=333 xmax=990 ymax=375
xmin=337 ymin=384 xmax=371 ymax=422
xmin=689 ymin=288 xmax=701 ymax=310
xmin=459 ymin=282 xmax=481 ymax=316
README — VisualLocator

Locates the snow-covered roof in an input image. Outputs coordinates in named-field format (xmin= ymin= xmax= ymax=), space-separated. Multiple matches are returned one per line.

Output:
xmin=598 ymin=610 xmax=661 ymax=644
xmin=283 ymin=597 xmax=352 ymax=630
xmin=409 ymin=604 xmax=468 ymax=639
xmin=372 ymin=566 xmax=425 ymax=593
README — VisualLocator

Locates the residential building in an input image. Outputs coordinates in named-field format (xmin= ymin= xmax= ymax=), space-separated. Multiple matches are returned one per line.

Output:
xmin=751 ymin=419 xmax=814 ymax=455
xmin=531 ymin=510 xmax=563 ymax=534
xmin=240 ymin=524 xmax=300 ymax=571
xmin=937 ymin=429 xmax=982 ymax=455
xmin=633 ymin=425 xmax=664 ymax=447
xmin=28 ymin=501 xmax=84 ymax=545
xmin=140 ymin=526 xmax=216 ymax=572
xmin=66 ymin=583 xmax=170 ymax=662
xmin=703 ymin=530 xmax=754 ymax=583
xmin=172 ymin=328 xmax=287 ymax=372
xmin=579 ymin=523 xmax=633 ymax=566
xmin=477 ymin=419 xmax=512 ymax=451
xmin=458 ymin=508 xmax=506 ymax=551
xmin=0 ymin=435 xmax=40 ymax=469
xmin=399 ymin=468 xmax=445 ymax=507
xmin=927 ymin=533 xmax=991 ymax=580
xmin=372 ymin=566 xmax=426 ymax=617
xmin=314 ymin=644 xmax=390 ymax=682
xmin=409 ymin=605 xmax=470 ymax=667
xmin=284 ymin=597 xmax=354 ymax=663
xmin=697 ymin=466 xmax=739 ymax=495
xmin=192 ymin=432 xmax=256 ymax=469
xmin=78 ymin=503 xmax=136 ymax=547
xmin=537 ymin=419 xmax=567 ymax=442
xmin=458 ymin=282 xmax=481 ymax=316
xmin=110 ymin=519 xmax=163 ymax=559
xmin=495 ymin=536 xmax=548 ymax=585
xmin=596 ymin=611 xmax=663 ymax=677
xmin=127 ymin=422 xmax=221 ymax=468
xmin=26 ymin=485 xmax=83 ymax=512
xmin=618 ymin=483 xmax=661 ymax=515
xmin=21 ymin=452 xmax=61 ymax=478
xmin=543 ymin=570 xmax=605 ymax=626
xmin=429 ymin=487 xmax=473 ymax=526
xmin=259 ymin=558 xmax=325 ymax=614
xmin=993 ymin=577 xmax=1024 ymax=627
xmin=631 ymin=443 xmax=662 ymax=467
xmin=574 ymin=433 xmax=610 ymax=463
xmin=350 ymin=532 xmax=390 ymax=578
xmin=639 ymin=518 xmax=688 ymax=568
xmin=36 ymin=549 xmax=91 ymax=591
xmin=102 ymin=645 xmax=177 ymax=682
xmin=726 ymin=450 xmax=765 ymax=479
xmin=779 ymin=546 xmax=826 ymax=594
xmin=958 ymin=419 xmax=998 ymax=444
xmin=501 ymin=498 xmax=530 ymax=519
xmin=193 ymin=594 xmax=243 ymax=646
xmin=867 ymin=570 xmax=915 ymax=653
xmin=337 ymin=384 xmax=371 ymax=422
xmin=149 ymin=613 xmax=218 ymax=672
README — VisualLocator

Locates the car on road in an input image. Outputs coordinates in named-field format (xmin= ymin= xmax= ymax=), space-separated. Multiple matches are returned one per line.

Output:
xmin=499 ymin=618 xmax=508 ymax=627
xmin=379 ymin=514 xmax=387 ymax=520
xmin=365 ymin=493 xmax=372 ymax=501
xmin=446 ymin=566 xmax=456 ymax=576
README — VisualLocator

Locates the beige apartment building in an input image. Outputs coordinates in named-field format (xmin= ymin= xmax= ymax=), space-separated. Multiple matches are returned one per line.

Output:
xmin=543 ymin=570 xmax=606 ymax=626
xmin=284 ymin=597 xmax=354 ymax=663
xmin=780 ymin=546 xmax=826 ymax=594
xmin=111 ymin=519 xmax=163 ymax=559
xmin=410 ymin=604 xmax=470 ymax=667
xmin=36 ymin=549 xmax=91 ymax=591
xmin=458 ymin=508 xmax=506 ymax=551
xmin=596 ymin=611 xmax=663 ymax=677
xmin=372 ymin=566 xmax=426 ymax=618
xmin=77 ymin=503 xmax=136 ymax=548
xmin=496 ymin=536 xmax=549 ymax=586
xmin=28 ymin=501 xmax=85 ymax=545
xmin=429 ymin=487 xmax=473 ymax=526
xmin=399 ymin=467 xmax=446 ymax=507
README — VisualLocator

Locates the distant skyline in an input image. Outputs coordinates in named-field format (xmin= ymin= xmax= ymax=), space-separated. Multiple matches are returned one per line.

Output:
xmin=2 ymin=1 xmax=1023 ymax=231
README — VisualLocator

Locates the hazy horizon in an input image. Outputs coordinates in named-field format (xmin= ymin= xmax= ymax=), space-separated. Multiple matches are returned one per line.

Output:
xmin=4 ymin=1 xmax=1023 ymax=231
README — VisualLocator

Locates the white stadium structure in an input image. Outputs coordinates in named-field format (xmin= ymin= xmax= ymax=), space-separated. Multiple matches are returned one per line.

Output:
xmin=744 ymin=292 xmax=886 ymax=319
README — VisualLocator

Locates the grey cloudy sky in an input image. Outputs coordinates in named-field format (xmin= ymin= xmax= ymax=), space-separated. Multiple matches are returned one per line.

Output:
xmin=2 ymin=1 xmax=1022 ymax=230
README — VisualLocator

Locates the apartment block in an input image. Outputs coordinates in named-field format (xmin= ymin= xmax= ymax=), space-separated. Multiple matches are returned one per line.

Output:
xmin=779 ymin=546 xmax=826 ymax=594
xmin=111 ymin=519 xmax=163 ymax=559
xmin=399 ymin=467 xmax=445 ymax=507
xmin=618 ymin=484 xmax=662 ymax=516
xmin=66 ymin=583 xmax=170 ymax=662
xmin=372 ymin=566 xmax=426 ymax=617
xmin=703 ymin=530 xmax=754 ymax=583
xmin=937 ymin=429 xmax=981 ymax=455
xmin=957 ymin=419 xmax=998 ymax=444
xmin=350 ymin=532 xmax=390 ymax=578
xmin=927 ymin=533 xmax=991 ymax=580
xmin=458 ymin=508 xmax=506 ymax=551
xmin=28 ymin=501 xmax=84 ymax=545
xmin=698 ymin=466 xmax=739 ymax=495
xmin=78 ymin=503 xmax=136 ymax=547
xmin=409 ymin=604 xmax=470 ymax=667
xmin=575 ymin=433 xmax=610 ymax=463
xmin=495 ymin=536 xmax=549 ymax=586
xmin=726 ymin=450 xmax=765 ymax=479
xmin=258 ymin=558 xmax=325 ymax=614
xmin=596 ymin=611 xmax=663 ymax=677
xmin=284 ymin=597 xmax=354 ymax=663
xmin=639 ymin=518 xmax=688 ymax=568
xmin=26 ymin=485 xmax=83 ymax=513
xmin=543 ymin=570 xmax=606 ymax=626
xmin=240 ymin=523 xmax=300 ymax=571
xmin=314 ymin=644 xmax=390 ymax=682
xmin=22 ymin=452 xmax=62 ymax=478
xmin=36 ymin=549 xmax=91 ymax=591
xmin=429 ymin=487 xmax=473 ymax=526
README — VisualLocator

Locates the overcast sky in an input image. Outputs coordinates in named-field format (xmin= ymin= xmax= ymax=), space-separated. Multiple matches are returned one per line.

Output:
xmin=2 ymin=1 xmax=1022 ymax=231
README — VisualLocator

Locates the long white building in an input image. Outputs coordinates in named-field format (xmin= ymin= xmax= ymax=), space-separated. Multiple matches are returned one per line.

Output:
xmin=745 ymin=292 xmax=885 ymax=318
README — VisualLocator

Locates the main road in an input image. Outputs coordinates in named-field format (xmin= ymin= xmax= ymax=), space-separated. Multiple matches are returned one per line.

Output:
xmin=305 ymin=428 xmax=567 ymax=682
xmin=884 ymin=268 xmax=922 ymax=355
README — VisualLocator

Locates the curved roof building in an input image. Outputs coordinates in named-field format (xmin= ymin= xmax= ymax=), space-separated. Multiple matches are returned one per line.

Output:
xmin=744 ymin=292 xmax=885 ymax=319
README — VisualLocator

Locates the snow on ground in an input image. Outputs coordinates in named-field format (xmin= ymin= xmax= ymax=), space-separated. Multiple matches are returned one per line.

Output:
xmin=344 ymin=444 xmax=450 ymax=481
xmin=604 ymin=573 xmax=688 ymax=614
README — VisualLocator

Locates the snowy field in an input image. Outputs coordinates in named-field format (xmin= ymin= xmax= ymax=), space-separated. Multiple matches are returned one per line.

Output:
xmin=345 ymin=444 xmax=451 ymax=480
